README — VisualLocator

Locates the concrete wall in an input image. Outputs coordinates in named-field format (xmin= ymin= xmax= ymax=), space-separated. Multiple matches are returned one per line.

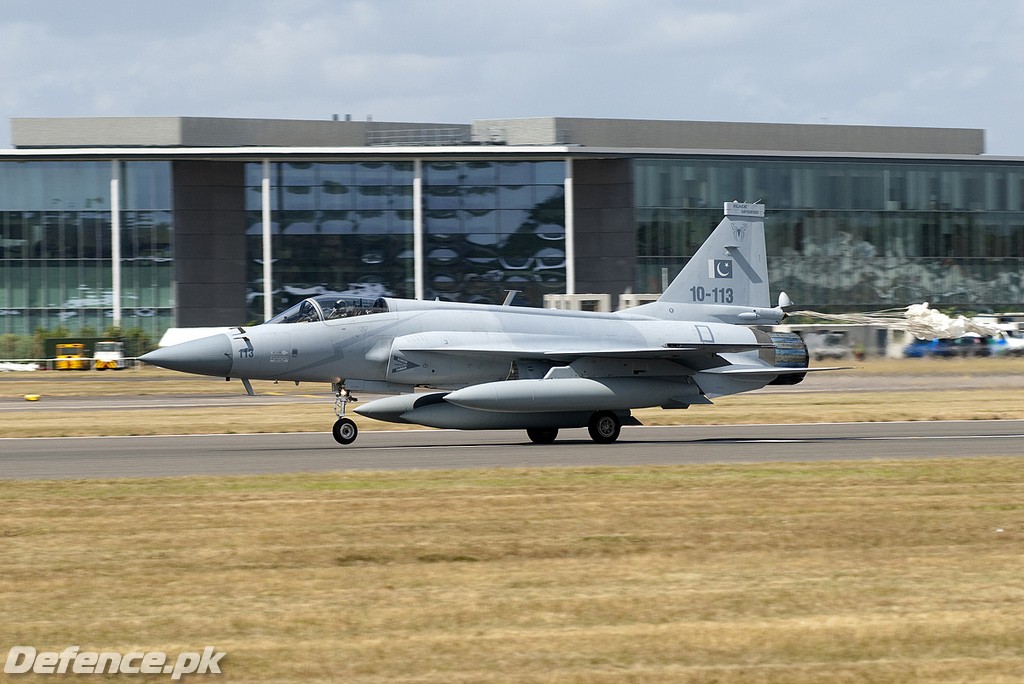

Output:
xmin=13 ymin=117 xmax=187 ymax=148
xmin=17 ymin=116 xmax=985 ymax=155
xmin=172 ymin=161 xmax=248 ymax=326
xmin=572 ymin=159 xmax=636 ymax=297
xmin=474 ymin=117 xmax=985 ymax=155
xmin=12 ymin=117 xmax=470 ymax=148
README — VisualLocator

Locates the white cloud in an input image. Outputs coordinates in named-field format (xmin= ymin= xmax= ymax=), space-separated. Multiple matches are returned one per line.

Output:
xmin=2 ymin=0 xmax=1024 ymax=152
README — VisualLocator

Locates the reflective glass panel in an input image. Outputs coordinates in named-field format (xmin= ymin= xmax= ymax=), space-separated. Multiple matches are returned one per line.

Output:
xmin=0 ymin=160 xmax=172 ymax=338
xmin=423 ymin=161 xmax=566 ymax=306
xmin=245 ymin=162 xmax=417 ymax=320
xmin=634 ymin=158 xmax=1024 ymax=311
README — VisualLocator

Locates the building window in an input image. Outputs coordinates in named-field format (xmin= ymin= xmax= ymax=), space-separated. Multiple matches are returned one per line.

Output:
xmin=244 ymin=161 xmax=416 ymax=320
xmin=0 ymin=160 xmax=173 ymax=337
xmin=422 ymin=160 xmax=565 ymax=306
xmin=634 ymin=158 xmax=1024 ymax=311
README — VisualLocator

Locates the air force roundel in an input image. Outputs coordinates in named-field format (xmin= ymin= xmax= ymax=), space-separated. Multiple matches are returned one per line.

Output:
xmin=708 ymin=259 xmax=733 ymax=279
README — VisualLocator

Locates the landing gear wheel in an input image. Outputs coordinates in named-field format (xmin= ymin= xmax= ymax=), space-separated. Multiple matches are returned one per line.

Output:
xmin=332 ymin=417 xmax=358 ymax=445
xmin=588 ymin=411 xmax=621 ymax=444
xmin=331 ymin=382 xmax=359 ymax=445
xmin=527 ymin=427 xmax=559 ymax=444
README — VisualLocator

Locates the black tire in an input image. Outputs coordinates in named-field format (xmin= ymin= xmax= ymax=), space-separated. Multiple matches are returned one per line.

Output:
xmin=332 ymin=417 xmax=358 ymax=445
xmin=588 ymin=411 xmax=621 ymax=444
xmin=527 ymin=427 xmax=558 ymax=444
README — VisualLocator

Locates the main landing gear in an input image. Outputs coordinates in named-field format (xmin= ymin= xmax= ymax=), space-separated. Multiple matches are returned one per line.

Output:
xmin=587 ymin=411 xmax=622 ymax=444
xmin=526 ymin=428 xmax=558 ymax=444
xmin=526 ymin=411 xmax=623 ymax=445
xmin=332 ymin=383 xmax=358 ymax=445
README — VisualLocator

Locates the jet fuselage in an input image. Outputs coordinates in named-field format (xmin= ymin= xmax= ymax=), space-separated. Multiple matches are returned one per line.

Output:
xmin=172 ymin=297 xmax=782 ymax=390
xmin=140 ymin=201 xmax=833 ymax=445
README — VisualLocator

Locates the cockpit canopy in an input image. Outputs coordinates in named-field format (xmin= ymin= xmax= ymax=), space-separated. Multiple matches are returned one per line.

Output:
xmin=265 ymin=296 xmax=389 ymax=324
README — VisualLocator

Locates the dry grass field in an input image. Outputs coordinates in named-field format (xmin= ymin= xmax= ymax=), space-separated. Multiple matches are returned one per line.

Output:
xmin=1 ymin=388 xmax=1023 ymax=438
xmin=0 ymin=356 xmax=1023 ymax=437
xmin=2 ymin=357 xmax=1023 ymax=681
xmin=2 ymin=460 xmax=1023 ymax=682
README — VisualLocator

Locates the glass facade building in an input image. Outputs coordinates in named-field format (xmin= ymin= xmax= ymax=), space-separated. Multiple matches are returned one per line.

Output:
xmin=0 ymin=160 xmax=173 ymax=336
xmin=636 ymin=157 xmax=1024 ymax=311
xmin=242 ymin=159 xmax=566 ymax=321
xmin=2 ymin=115 xmax=1023 ymax=342
xmin=243 ymin=161 xmax=417 ymax=320
xmin=421 ymin=160 xmax=565 ymax=307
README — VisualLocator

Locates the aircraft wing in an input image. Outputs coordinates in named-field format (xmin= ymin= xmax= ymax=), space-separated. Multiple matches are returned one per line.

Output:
xmin=392 ymin=332 xmax=769 ymax=362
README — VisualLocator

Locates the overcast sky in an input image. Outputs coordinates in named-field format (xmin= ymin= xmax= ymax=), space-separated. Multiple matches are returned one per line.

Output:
xmin=3 ymin=0 xmax=1024 ymax=153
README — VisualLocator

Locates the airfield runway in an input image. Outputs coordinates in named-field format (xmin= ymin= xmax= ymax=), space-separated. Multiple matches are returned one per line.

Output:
xmin=2 ymin=420 xmax=1023 ymax=480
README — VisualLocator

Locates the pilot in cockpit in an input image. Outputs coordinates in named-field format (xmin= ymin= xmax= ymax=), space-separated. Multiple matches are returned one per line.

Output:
xmin=296 ymin=300 xmax=319 ymax=323
xmin=328 ymin=299 xmax=351 ymax=320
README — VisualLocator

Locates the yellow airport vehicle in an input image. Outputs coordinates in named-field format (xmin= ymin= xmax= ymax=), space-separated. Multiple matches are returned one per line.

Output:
xmin=93 ymin=340 xmax=125 ymax=370
xmin=55 ymin=343 xmax=89 ymax=370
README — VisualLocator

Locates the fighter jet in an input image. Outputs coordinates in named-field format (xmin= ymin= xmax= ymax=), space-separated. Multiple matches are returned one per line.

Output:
xmin=141 ymin=202 xmax=835 ymax=445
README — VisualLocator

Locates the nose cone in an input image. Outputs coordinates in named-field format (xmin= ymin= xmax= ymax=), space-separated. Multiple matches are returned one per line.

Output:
xmin=139 ymin=334 xmax=233 ymax=377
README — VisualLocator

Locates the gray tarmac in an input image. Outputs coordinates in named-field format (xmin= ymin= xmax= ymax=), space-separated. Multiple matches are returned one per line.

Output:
xmin=2 ymin=420 xmax=1022 ymax=480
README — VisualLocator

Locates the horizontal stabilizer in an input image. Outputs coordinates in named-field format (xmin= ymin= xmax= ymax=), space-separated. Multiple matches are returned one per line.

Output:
xmin=701 ymin=364 xmax=850 ymax=378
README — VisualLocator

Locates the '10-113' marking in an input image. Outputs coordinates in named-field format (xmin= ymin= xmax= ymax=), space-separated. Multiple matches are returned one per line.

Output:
xmin=690 ymin=286 xmax=734 ymax=304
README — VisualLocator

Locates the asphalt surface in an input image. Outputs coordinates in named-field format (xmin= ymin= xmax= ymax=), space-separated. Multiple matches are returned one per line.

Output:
xmin=2 ymin=420 xmax=1022 ymax=480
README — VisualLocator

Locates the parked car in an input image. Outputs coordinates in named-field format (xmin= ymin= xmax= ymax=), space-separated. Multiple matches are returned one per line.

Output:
xmin=989 ymin=331 xmax=1024 ymax=356
xmin=904 ymin=335 xmax=990 ymax=358
xmin=949 ymin=335 xmax=992 ymax=357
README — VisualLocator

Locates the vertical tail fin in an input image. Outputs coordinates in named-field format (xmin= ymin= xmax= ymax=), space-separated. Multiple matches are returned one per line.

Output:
xmin=658 ymin=202 xmax=769 ymax=308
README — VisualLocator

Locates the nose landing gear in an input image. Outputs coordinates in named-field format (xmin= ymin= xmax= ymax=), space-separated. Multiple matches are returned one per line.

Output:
xmin=332 ymin=383 xmax=358 ymax=445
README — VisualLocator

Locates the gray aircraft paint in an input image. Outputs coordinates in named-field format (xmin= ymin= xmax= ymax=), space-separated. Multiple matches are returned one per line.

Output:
xmin=141 ymin=202 xmax=837 ymax=444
